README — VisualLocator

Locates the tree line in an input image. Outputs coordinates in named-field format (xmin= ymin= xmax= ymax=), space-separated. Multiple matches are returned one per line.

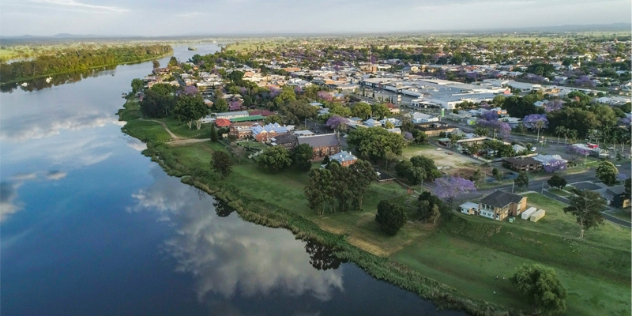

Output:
xmin=0 ymin=44 xmax=173 ymax=83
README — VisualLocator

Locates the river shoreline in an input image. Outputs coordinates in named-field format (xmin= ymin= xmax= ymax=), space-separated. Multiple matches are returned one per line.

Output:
xmin=117 ymin=99 xmax=505 ymax=316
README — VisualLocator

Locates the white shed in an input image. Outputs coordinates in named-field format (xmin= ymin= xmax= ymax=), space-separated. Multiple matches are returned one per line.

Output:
xmin=459 ymin=202 xmax=479 ymax=215
xmin=530 ymin=209 xmax=546 ymax=222
xmin=521 ymin=207 xmax=537 ymax=220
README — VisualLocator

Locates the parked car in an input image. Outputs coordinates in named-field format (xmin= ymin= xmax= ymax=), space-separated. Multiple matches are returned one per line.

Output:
xmin=531 ymin=147 xmax=537 ymax=152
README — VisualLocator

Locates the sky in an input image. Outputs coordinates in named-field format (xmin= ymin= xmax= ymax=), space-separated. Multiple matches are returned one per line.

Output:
xmin=1 ymin=0 xmax=631 ymax=36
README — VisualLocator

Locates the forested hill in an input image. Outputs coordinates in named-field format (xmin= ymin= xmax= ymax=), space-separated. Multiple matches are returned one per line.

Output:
xmin=0 ymin=44 xmax=173 ymax=84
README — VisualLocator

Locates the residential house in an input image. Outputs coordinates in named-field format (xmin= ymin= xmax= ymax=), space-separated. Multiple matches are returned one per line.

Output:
xmin=386 ymin=103 xmax=400 ymax=114
xmin=363 ymin=118 xmax=382 ymax=127
xmin=502 ymin=157 xmax=542 ymax=171
xmin=479 ymin=190 xmax=527 ymax=221
xmin=329 ymin=151 xmax=358 ymax=167
xmin=592 ymin=184 xmax=630 ymax=208
xmin=415 ymin=122 xmax=457 ymax=137
xmin=215 ymin=118 xmax=232 ymax=128
xmin=411 ymin=112 xmax=439 ymax=124
xmin=298 ymin=133 xmax=341 ymax=159
xmin=380 ymin=117 xmax=402 ymax=127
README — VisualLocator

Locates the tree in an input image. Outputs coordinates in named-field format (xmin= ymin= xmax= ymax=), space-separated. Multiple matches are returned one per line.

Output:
xmin=555 ymin=126 xmax=566 ymax=144
xmin=514 ymin=172 xmax=529 ymax=190
xmin=492 ymin=167 xmax=502 ymax=181
xmin=563 ymin=188 xmax=606 ymax=238
xmin=512 ymin=264 xmax=567 ymax=316
xmin=173 ymin=95 xmax=208 ymax=129
xmin=168 ymin=56 xmax=178 ymax=67
xmin=347 ymin=127 xmax=405 ymax=164
xmin=280 ymin=100 xmax=318 ymax=124
xmin=210 ymin=124 xmax=218 ymax=142
xmin=348 ymin=159 xmax=377 ymax=209
xmin=375 ymin=200 xmax=406 ymax=236
xmin=305 ymin=168 xmax=333 ymax=215
xmin=264 ymin=115 xmax=283 ymax=124
xmin=140 ymin=87 xmax=176 ymax=118
xmin=547 ymin=174 xmax=567 ymax=189
xmin=258 ymin=146 xmax=292 ymax=172
xmin=131 ymin=78 xmax=144 ymax=93
xmin=212 ymin=98 xmax=229 ymax=112
xmin=595 ymin=161 xmax=619 ymax=186
xmin=434 ymin=176 xmax=476 ymax=203
xmin=626 ymin=178 xmax=631 ymax=200
xmin=292 ymin=143 xmax=314 ymax=171
xmin=326 ymin=115 xmax=348 ymax=131
xmin=352 ymin=102 xmax=372 ymax=119
xmin=384 ymin=121 xmax=395 ymax=129
xmin=410 ymin=155 xmax=441 ymax=180
xmin=371 ymin=103 xmax=390 ymax=119
xmin=211 ymin=151 xmax=233 ymax=179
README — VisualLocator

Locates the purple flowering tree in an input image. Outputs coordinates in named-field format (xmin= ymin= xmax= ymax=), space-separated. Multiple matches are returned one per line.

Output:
xmin=574 ymin=75 xmax=596 ymax=88
xmin=294 ymin=86 xmax=303 ymax=94
xmin=434 ymin=176 xmax=477 ymax=203
xmin=183 ymin=85 xmax=198 ymax=95
xmin=239 ymin=87 xmax=248 ymax=95
xmin=543 ymin=159 xmax=567 ymax=173
xmin=481 ymin=110 xmax=499 ymax=121
xmin=317 ymin=91 xmax=333 ymax=102
xmin=229 ymin=100 xmax=243 ymax=111
xmin=567 ymin=145 xmax=591 ymax=163
xmin=478 ymin=111 xmax=511 ymax=139
xmin=403 ymin=131 xmax=413 ymax=141
xmin=326 ymin=115 xmax=348 ymax=131
xmin=544 ymin=99 xmax=563 ymax=113
xmin=269 ymin=87 xmax=281 ymax=98
xmin=523 ymin=114 xmax=548 ymax=142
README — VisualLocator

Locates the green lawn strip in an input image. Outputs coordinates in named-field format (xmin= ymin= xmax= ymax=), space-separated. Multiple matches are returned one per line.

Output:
xmin=156 ymin=117 xmax=212 ymax=139
xmin=392 ymin=232 xmax=631 ymax=316
xmin=523 ymin=193 xmax=631 ymax=251
xmin=548 ymin=188 xmax=570 ymax=197
xmin=123 ymin=120 xmax=173 ymax=143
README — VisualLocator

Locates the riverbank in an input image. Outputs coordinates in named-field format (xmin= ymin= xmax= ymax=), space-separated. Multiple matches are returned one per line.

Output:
xmin=118 ymin=99 xmax=631 ymax=316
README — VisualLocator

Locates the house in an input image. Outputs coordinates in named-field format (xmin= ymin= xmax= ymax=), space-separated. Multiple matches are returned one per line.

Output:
xmin=297 ymin=133 xmax=341 ymax=158
xmin=251 ymin=123 xmax=290 ymax=142
xmin=411 ymin=112 xmax=439 ymax=124
xmin=363 ymin=118 xmax=382 ymax=127
xmin=215 ymin=118 xmax=232 ymax=128
xmin=479 ymin=190 xmax=527 ymax=221
xmin=229 ymin=122 xmax=257 ymax=139
xmin=502 ymin=157 xmax=542 ymax=171
xmin=593 ymin=184 xmax=630 ymax=208
xmin=380 ymin=117 xmax=402 ymax=127
xmin=386 ymin=103 xmax=400 ymax=114
xmin=415 ymin=122 xmax=457 ymax=137
xmin=293 ymin=130 xmax=315 ymax=137
xmin=329 ymin=151 xmax=358 ymax=167
xmin=270 ymin=133 xmax=298 ymax=149
xmin=459 ymin=202 xmax=479 ymax=215
xmin=216 ymin=111 xmax=249 ymax=120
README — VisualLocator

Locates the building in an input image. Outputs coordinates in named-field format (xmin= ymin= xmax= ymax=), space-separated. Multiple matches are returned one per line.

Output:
xmin=411 ymin=112 xmax=439 ymax=124
xmin=251 ymin=123 xmax=290 ymax=142
xmin=270 ymin=133 xmax=298 ymax=149
xmin=297 ymin=133 xmax=341 ymax=159
xmin=329 ymin=151 xmax=358 ymax=167
xmin=459 ymin=202 xmax=479 ymax=215
xmin=479 ymin=190 xmax=527 ymax=221
xmin=216 ymin=111 xmax=249 ymax=120
xmin=230 ymin=115 xmax=266 ymax=123
xmin=415 ymin=122 xmax=457 ymax=137
xmin=502 ymin=157 xmax=542 ymax=171
xmin=229 ymin=122 xmax=257 ymax=139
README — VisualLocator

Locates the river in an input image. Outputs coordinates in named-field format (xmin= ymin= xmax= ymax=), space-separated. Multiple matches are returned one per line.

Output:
xmin=0 ymin=43 xmax=464 ymax=316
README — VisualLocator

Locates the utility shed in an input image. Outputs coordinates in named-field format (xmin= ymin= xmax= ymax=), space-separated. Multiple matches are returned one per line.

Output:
xmin=521 ymin=207 xmax=537 ymax=220
xmin=530 ymin=209 xmax=545 ymax=222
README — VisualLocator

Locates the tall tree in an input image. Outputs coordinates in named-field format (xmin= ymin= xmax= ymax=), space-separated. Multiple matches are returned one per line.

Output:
xmin=211 ymin=151 xmax=233 ymax=179
xmin=173 ymin=94 xmax=208 ymax=129
xmin=292 ymin=143 xmax=314 ymax=171
xmin=371 ymin=103 xmax=390 ymax=120
xmin=348 ymin=159 xmax=376 ymax=209
xmin=563 ymin=188 xmax=606 ymax=238
xmin=512 ymin=264 xmax=567 ymax=316
xmin=352 ymin=102 xmax=372 ymax=119
xmin=305 ymin=168 xmax=334 ymax=215
xmin=375 ymin=200 xmax=407 ymax=236
xmin=595 ymin=161 xmax=619 ymax=186
xmin=257 ymin=146 xmax=292 ymax=172
xmin=433 ymin=176 xmax=476 ymax=203
xmin=131 ymin=78 xmax=144 ymax=94
xmin=210 ymin=125 xmax=218 ymax=142
xmin=514 ymin=172 xmax=529 ymax=190
xmin=347 ymin=127 xmax=404 ymax=164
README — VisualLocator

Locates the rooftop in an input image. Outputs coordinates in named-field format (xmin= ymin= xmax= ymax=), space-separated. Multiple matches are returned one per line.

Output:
xmin=480 ymin=190 xmax=524 ymax=208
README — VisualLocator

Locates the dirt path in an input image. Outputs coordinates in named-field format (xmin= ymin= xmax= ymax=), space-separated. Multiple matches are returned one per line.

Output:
xmin=142 ymin=119 xmax=181 ymax=140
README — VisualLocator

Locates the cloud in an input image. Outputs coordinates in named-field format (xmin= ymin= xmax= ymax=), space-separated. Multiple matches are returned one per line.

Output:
xmin=0 ymin=182 xmax=23 ymax=223
xmin=46 ymin=170 xmax=68 ymax=180
xmin=131 ymin=168 xmax=344 ymax=302
xmin=31 ymin=0 xmax=128 ymax=13
xmin=10 ymin=173 xmax=38 ymax=181
xmin=125 ymin=137 xmax=147 ymax=151
xmin=0 ymin=115 xmax=115 ymax=142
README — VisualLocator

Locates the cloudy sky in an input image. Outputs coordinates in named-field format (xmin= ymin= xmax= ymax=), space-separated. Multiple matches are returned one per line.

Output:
xmin=1 ymin=0 xmax=630 ymax=36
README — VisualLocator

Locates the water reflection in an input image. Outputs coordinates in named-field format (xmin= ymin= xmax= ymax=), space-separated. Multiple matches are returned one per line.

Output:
xmin=0 ymin=65 xmax=117 ymax=93
xmin=130 ymin=168 xmax=344 ymax=302
xmin=305 ymin=239 xmax=348 ymax=271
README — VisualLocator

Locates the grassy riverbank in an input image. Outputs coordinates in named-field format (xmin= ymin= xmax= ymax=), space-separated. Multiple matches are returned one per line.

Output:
xmin=118 ymin=99 xmax=631 ymax=316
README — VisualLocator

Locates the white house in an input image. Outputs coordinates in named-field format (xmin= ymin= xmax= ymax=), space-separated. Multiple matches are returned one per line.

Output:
xmin=411 ymin=112 xmax=439 ymax=124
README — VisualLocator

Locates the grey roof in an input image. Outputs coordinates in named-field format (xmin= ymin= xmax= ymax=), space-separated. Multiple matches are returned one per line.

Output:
xmin=271 ymin=133 xmax=298 ymax=145
xmin=480 ymin=190 xmax=524 ymax=208
xmin=297 ymin=133 xmax=339 ymax=148
xmin=572 ymin=181 xmax=601 ymax=191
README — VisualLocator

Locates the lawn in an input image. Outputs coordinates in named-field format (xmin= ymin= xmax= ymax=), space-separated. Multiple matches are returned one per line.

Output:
xmin=548 ymin=188 xmax=571 ymax=197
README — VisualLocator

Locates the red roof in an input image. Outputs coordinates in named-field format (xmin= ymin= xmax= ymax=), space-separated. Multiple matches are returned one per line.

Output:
xmin=215 ymin=119 xmax=231 ymax=127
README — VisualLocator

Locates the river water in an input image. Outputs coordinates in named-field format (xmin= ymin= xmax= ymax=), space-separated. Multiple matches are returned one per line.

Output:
xmin=1 ymin=44 xmax=464 ymax=316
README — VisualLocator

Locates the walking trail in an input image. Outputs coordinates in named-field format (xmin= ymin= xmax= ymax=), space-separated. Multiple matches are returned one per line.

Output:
xmin=142 ymin=119 xmax=209 ymax=146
